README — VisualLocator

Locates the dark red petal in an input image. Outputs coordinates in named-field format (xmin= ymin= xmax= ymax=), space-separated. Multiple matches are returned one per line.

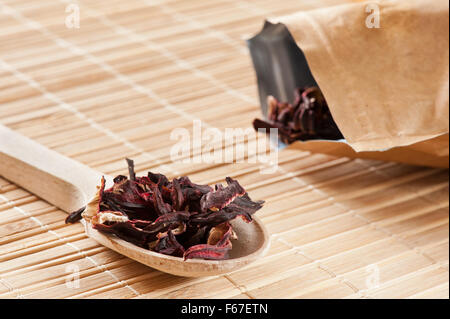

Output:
xmin=94 ymin=221 xmax=151 ymax=248
xmin=183 ymin=244 xmax=231 ymax=260
xmin=65 ymin=206 xmax=86 ymax=224
xmin=183 ymin=222 xmax=233 ymax=260
xmin=151 ymin=184 xmax=172 ymax=216
xmin=200 ymin=177 xmax=245 ymax=212
xmin=207 ymin=222 xmax=232 ymax=246
xmin=153 ymin=230 xmax=185 ymax=257
xmin=126 ymin=158 xmax=136 ymax=181
xmin=171 ymin=178 xmax=184 ymax=211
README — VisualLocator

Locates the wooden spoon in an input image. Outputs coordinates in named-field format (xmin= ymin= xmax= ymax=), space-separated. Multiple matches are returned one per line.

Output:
xmin=0 ymin=125 xmax=269 ymax=277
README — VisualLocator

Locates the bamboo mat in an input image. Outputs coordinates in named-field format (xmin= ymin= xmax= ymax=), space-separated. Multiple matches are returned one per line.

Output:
xmin=0 ymin=0 xmax=448 ymax=299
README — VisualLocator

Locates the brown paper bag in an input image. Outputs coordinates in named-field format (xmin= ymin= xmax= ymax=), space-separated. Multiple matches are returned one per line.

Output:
xmin=267 ymin=0 xmax=449 ymax=167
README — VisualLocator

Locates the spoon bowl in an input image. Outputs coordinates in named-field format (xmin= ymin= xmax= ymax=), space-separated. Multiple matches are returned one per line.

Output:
xmin=0 ymin=125 xmax=269 ymax=277
xmin=85 ymin=214 xmax=268 ymax=277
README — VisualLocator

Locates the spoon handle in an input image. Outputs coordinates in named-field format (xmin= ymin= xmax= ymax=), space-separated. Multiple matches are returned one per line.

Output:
xmin=0 ymin=124 xmax=105 ymax=213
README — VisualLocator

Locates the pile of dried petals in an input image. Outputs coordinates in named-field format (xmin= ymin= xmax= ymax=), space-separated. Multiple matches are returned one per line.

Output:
xmin=66 ymin=159 xmax=264 ymax=260
xmin=253 ymin=87 xmax=343 ymax=144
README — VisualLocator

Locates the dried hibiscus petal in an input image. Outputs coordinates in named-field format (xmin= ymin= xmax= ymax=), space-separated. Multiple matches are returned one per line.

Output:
xmin=178 ymin=225 xmax=209 ymax=249
xmin=94 ymin=221 xmax=150 ymax=248
xmin=65 ymin=159 xmax=264 ymax=261
xmin=206 ymin=222 xmax=235 ymax=245
xmin=150 ymin=184 xmax=172 ymax=216
xmin=253 ymin=87 xmax=343 ymax=144
xmin=153 ymin=230 xmax=185 ymax=257
xmin=80 ymin=175 xmax=107 ymax=222
xmin=189 ymin=193 xmax=264 ymax=227
xmin=171 ymin=178 xmax=184 ymax=211
xmin=184 ymin=223 xmax=234 ymax=260
xmin=148 ymin=172 xmax=169 ymax=188
xmin=223 ymin=193 xmax=265 ymax=222
xmin=92 ymin=210 xmax=129 ymax=225
xmin=65 ymin=206 xmax=86 ymax=224
xmin=126 ymin=158 xmax=136 ymax=181
xmin=183 ymin=245 xmax=231 ymax=260
xmin=200 ymin=177 xmax=245 ymax=212
xmin=142 ymin=211 xmax=190 ymax=234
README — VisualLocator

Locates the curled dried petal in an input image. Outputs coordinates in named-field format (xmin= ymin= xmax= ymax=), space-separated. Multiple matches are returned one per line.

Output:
xmin=65 ymin=206 xmax=86 ymax=224
xmin=171 ymin=178 xmax=184 ymax=211
xmin=92 ymin=210 xmax=129 ymax=225
xmin=153 ymin=230 xmax=185 ymax=257
xmin=207 ymin=222 xmax=233 ymax=246
xmin=151 ymin=184 xmax=172 ymax=216
xmin=81 ymin=176 xmax=106 ymax=222
xmin=190 ymin=193 xmax=263 ymax=227
xmin=126 ymin=158 xmax=136 ymax=181
xmin=200 ymin=177 xmax=245 ymax=212
xmin=184 ymin=224 xmax=233 ymax=260
xmin=93 ymin=221 xmax=150 ymax=248
xmin=143 ymin=211 xmax=190 ymax=234
xmin=183 ymin=245 xmax=231 ymax=260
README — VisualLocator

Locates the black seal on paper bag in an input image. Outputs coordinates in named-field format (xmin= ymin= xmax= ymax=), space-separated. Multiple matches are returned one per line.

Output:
xmin=246 ymin=21 xmax=318 ymax=117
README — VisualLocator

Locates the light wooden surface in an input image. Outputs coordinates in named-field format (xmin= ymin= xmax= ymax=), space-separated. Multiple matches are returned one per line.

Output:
xmin=0 ymin=0 xmax=448 ymax=298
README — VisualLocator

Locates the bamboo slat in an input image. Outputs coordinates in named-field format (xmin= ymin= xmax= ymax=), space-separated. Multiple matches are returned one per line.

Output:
xmin=0 ymin=0 xmax=448 ymax=299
